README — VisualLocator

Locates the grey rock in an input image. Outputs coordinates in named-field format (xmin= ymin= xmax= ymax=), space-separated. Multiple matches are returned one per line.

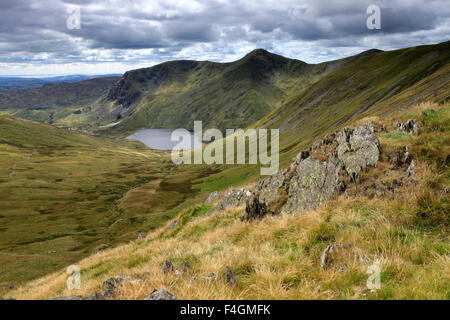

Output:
xmin=160 ymin=260 xmax=174 ymax=274
xmin=337 ymin=126 xmax=380 ymax=181
xmin=406 ymin=160 xmax=416 ymax=185
xmin=390 ymin=146 xmax=412 ymax=168
xmin=168 ymin=220 xmax=179 ymax=230
xmin=394 ymin=119 xmax=419 ymax=133
xmin=102 ymin=276 xmax=124 ymax=299
xmin=243 ymin=123 xmax=380 ymax=218
xmin=144 ymin=288 xmax=177 ymax=300
xmin=205 ymin=191 xmax=220 ymax=204
xmin=226 ymin=267 xmax=237 ymax=286
xmin=207 ymin=188 xmax=252 ymax=215
xmin=282 ymin=156 xmax=343 ymax=214
xmin=137 ymin=232 xmax=146 ymax=240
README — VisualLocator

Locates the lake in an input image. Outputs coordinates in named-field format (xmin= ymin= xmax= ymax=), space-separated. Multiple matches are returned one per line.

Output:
xmin=126 ymin=128 xmax=203 ymax=150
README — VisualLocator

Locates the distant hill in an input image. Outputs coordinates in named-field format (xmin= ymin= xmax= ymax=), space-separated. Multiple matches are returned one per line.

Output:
xmin=0 ymin=77 xmax=120 ymax=124
xmin=0 ymin=75 xmax=122 ymax=92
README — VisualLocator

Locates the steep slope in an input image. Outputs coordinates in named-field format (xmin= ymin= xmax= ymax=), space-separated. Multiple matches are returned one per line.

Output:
xmin=0 ymin=77 xmax=120 ymax=124
xmin=91 ymin=49 xmax=356 ymax=135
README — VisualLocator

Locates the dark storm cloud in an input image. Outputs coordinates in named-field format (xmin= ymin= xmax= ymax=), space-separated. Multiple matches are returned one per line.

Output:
xmin=0 ymin=0 xmax=448 ymax=73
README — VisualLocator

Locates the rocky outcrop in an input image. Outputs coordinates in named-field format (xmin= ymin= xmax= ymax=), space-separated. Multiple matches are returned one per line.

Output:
xmin=238 ymin=124 xmax=381 ymax=220
xmin=205 ymin=191 xmax=219 ymax=204
xmin=336 ymin=126 xmax=380 ymax=182
xmin=144 ymin=289 xmax=177 ymax=300
xmin=393 ymin=119 xmax=419 ymax=133
xmin=207 ymin=188 xmax=252 ymax=215
xmin=102 ymin=276 xmax=124 ymax=299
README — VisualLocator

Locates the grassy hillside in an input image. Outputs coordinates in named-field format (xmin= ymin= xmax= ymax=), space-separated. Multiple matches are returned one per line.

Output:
xmin=0 ymin=77 xmax=120 ymax=125
xmin=8 ymin=102 xmax=448 ymax=300
xmin=0 ymin=116 xmax=227 ymax=293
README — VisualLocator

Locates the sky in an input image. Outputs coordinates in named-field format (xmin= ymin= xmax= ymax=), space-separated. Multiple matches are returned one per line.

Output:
xmin=0 ymin=0 xmax=449 ymax=76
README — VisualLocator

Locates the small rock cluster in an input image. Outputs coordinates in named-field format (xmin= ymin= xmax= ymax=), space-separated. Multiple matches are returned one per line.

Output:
xmin=393 ymin=119 xmax=419 ymax=134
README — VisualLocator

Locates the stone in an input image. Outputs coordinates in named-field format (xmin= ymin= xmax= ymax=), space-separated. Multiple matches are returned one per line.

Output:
xmin=168 ymin=220 xmax=179 ymax=230
xmin=389 ymin=146 xmax=412 ymax=168
xmin=137 ymin=232 xmax=146 ymax=240
xmin=320 ymin=244 xmax=335 ymax=270
xmin=144 ymin=288 xmax=177 ymax=300
xmin=242 ymin=123 xmax=380 ymax=218
xmin=226 ymin=267 xmax=237 ymax=286
xmin=207 ymin=188 xmax=252 ymax=215
xmin=160 ymin=260 xmax=175 ymax=274
xmin=283 ymin=157 xmax=343 ymax=213
xmin=406 ymin=160 xmax=416 ymax=185
xmin=394 ymin=119 xmax=419 ymax=133
xmin=337 ymin=126 xmax=380 ymax=181
xmin=102 ymin=276 xmax=124 ymax=299
xmin=205 ymin=191 xmax=219 ymax=204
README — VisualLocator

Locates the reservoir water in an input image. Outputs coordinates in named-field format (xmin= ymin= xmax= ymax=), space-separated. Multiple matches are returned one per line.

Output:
xmin=126 ymin=128 xmax=203 ymax=150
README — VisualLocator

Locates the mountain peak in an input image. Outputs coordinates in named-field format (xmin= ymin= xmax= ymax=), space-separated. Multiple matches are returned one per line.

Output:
xmin=244 ymin=48 xmax=278 ymax=59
